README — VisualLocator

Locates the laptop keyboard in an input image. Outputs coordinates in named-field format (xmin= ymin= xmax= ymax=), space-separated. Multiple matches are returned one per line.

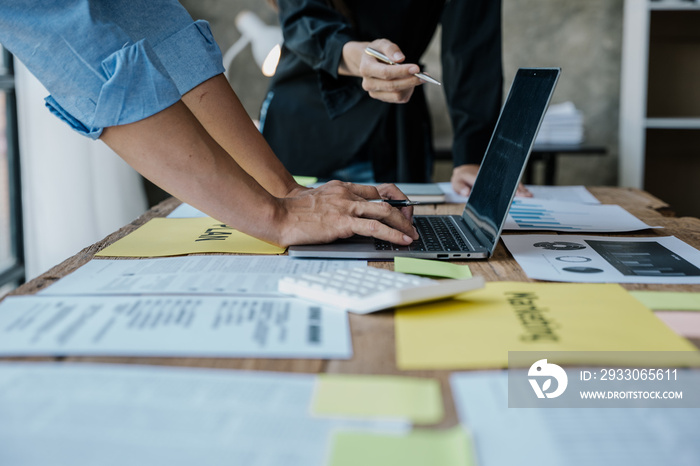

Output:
xmin=375 ymin=216 xmax=472 ymax=252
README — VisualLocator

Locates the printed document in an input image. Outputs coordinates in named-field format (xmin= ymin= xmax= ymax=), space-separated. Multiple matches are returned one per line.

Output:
xmin=0 ymin=363 xmax=407 ymax=466
xmin=450 ymin=371 xmax=700 ymax=466
xmin=0 ymin=295 xmax=351 ymax=358
xmin=40 ymin=256 xmax=366 ymax=296
xmin=502 ymin=234 xmax=700 ymax=284
xmin=504 ymin=198 xmax=657 ymax=232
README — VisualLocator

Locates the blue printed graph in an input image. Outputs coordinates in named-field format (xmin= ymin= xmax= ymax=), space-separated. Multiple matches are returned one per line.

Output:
xmin=505 ymin=199 xmax=652 ymax=232
xmin=509 ymin=201 xmax=580 ymax=230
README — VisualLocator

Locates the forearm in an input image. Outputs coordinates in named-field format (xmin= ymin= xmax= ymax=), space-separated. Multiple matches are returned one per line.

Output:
xmin=100 ymin=100 xmax=286 ymax=245
xmin=101 ymin=97 xmax=420 ymax=247
xmin=181 ymin=74 xmax=302 ymax=198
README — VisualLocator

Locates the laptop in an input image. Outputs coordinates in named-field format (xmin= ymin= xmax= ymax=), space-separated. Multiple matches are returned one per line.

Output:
xmin=290 ymin=67 xmax=561 ymax=260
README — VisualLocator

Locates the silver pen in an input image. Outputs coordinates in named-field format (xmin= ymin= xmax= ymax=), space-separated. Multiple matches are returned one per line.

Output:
xmin=364 ymin=47 xmax=442 ymax=86
xmin=369 ymin=199 xmax=435 ymax=207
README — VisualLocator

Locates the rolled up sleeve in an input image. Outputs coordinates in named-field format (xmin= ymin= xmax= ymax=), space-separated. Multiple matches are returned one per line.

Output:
xmin=45 ymin=38 xmax=181 ymax=138
xmin=0 ymin=0 xmax=224 ymax=139
xmin=152 ymin=20 xmax=224 ymax=96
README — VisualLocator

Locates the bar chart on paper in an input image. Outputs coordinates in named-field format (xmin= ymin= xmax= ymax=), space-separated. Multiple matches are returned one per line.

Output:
xmin=504 ymin=199 xmax=657 ymax=232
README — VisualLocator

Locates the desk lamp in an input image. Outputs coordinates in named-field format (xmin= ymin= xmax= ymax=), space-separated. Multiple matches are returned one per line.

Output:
xmin=223 ymin=11 xmax=283 ymax=79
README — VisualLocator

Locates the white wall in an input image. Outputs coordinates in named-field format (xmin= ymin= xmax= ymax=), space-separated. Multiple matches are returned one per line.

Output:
xmin=15 ymin=63 xmax=148 ymax=280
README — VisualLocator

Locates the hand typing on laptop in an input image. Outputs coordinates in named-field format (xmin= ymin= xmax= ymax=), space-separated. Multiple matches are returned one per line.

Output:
xmin=275 ymin=181 xmax=419 ymax=247
xmin=289 ymin=68 xmax=561 ymax=259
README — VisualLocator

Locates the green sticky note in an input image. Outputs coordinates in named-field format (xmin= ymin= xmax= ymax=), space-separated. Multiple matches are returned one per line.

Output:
xmin=328 ymin=427 xmax=475 ymax=466
xmin=312 ymin=374 xmax=443 ymax=424
xmin=629 ymin=291 xmax=700 ymax=311
xmin=293 ymin=175 xmax=318 ymax=186
xmin=394 ymin=257 xmax=472 ymax=279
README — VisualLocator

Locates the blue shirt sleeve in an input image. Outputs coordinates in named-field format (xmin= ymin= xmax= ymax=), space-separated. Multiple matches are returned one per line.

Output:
xmin=0 ymin=0 xmax=224 ymax=139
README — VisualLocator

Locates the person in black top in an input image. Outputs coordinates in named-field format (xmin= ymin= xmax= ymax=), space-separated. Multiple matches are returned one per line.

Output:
xmin=261 ymin=0 xmax=503 ymax=196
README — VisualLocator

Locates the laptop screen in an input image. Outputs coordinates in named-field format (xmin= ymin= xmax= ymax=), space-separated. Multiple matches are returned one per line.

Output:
xmin=462 ymin=68 xmax=560 ymax=253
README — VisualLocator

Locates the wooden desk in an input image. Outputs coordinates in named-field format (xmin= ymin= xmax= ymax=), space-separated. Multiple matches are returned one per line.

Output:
xmin=4 ymin=186 xmax=700 ymax=428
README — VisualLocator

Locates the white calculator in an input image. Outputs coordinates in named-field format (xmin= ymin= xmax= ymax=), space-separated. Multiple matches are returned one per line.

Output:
xmin=278 ymin=266 xmax=484 ymax=314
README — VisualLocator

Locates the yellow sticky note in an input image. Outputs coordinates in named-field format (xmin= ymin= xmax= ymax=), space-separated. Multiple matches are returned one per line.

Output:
xmin=312 ymin=374 xmax=443 ymax=424
xmin=293 ymin=175 xmax=318 ymax=186
xmin=394 ymin=257 xmax=472 ymax=279
xmin=96 ymin=217 xmax=285 ymax=257
xmin=328 ymin=427 xmax=474 ymax=466
xmin=395 ymin=282 xmax=698 ymax=370
xmin=629 ymin=291 xmax=700 ymax=311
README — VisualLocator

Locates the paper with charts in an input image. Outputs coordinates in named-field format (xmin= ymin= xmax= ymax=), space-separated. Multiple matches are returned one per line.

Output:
xmin=394 ymin=282 xmax=697 ymax=370
xmin=0 ymin=295 xmax=351 ymax=358
xmin=502 ymin=234 xmax=700 ymax=284
xmin=95 ymin=217 xmax=285 ymax=257
xmin=504 ymin=198 xmax=658 ymax=232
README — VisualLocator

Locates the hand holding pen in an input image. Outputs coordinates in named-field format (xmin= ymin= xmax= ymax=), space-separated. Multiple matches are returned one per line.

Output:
xmin=342 ymin=39 xmax=438 ymax=104
xmin=364 ymin=47 xmax=441 ymax=86
xmin=369 ymin=199 xmax=439 ymax=207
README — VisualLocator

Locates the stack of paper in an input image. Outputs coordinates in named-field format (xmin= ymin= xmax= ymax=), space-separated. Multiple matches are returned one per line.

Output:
xmin=534 ymin=101 xmax=584 ymax=145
